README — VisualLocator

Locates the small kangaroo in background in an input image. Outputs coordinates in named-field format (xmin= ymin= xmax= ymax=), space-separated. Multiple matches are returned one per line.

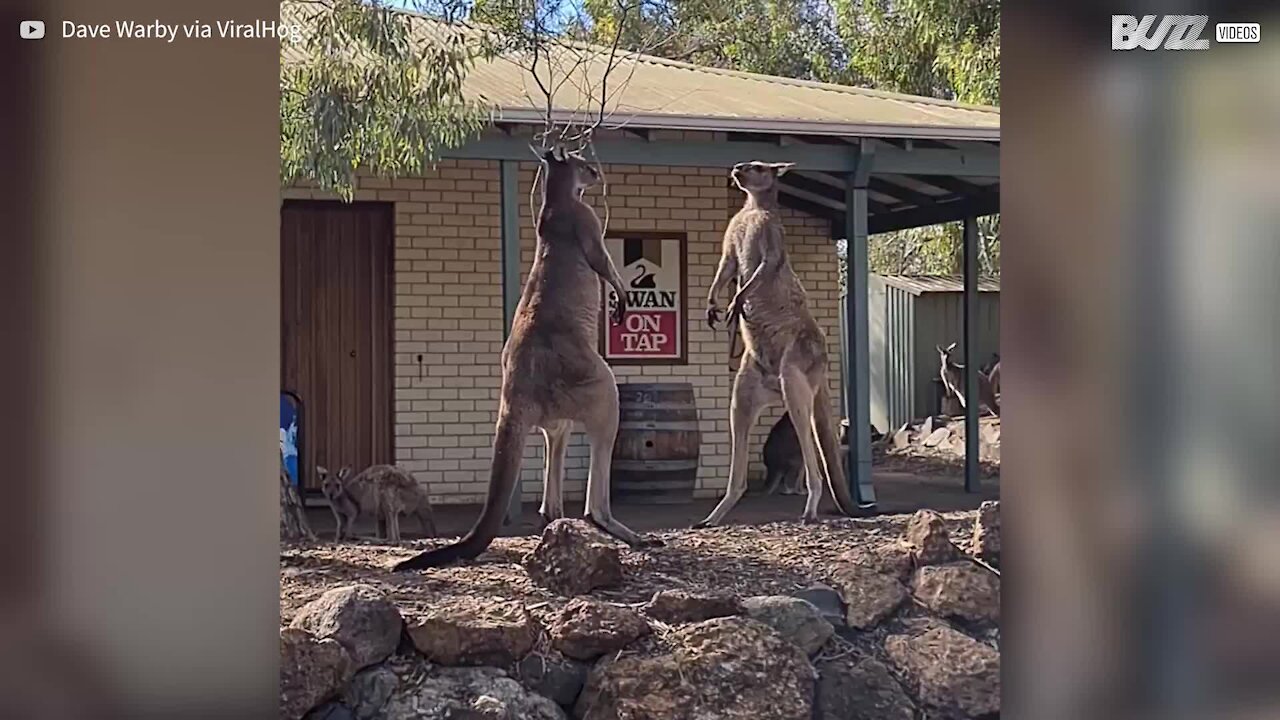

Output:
xmin=318 ymin=464 xmax=437 ymax=543
xmin=762 ymin=413 xmax=804 ymax=496
xmin=937 ymin=342 xmax=1000 ymax=416
xmin=764 ymin=414 xmax=858 ymax=496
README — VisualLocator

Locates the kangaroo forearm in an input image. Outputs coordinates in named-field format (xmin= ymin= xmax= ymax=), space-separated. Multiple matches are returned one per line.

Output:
xmin=708 ymin=257 xmax=735 ymax=303
xmin=732 ymin=261 xmax=766 ymax=301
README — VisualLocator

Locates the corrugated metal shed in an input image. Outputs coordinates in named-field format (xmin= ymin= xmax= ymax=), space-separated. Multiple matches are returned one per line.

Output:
xmin=867 ymin=275 xmax=1000 ymax=431
xmin=877 ymin=275 xmax=1001 ymax=295
xmin=280 ymin=2 xmax=1000 ymax=141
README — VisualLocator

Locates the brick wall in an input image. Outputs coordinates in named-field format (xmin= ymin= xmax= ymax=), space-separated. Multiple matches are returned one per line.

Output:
xmin=283 ymin=137 xmax=845 ymax=507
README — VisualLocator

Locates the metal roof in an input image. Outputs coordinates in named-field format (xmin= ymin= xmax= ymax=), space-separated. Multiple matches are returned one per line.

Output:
xmin=876 ymin=275 xmax=1001 ymax=295
xmin=281 ymin=3 xmax=1000 ymax=142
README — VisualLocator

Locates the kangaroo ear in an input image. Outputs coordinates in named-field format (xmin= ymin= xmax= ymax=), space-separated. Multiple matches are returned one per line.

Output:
xmin=946 ymin=342 xmax=958 ymax=352
xmin=936 ymin=345 xmax=944 ymax=354
xmin=769 ymin=162 xmax=795 ymax=176
xmin=316 ymin=465 xmax=327 ymax=474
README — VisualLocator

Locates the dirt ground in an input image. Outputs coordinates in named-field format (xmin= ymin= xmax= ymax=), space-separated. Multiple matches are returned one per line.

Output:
xmin=281 ymin=503 xmax=988 ymax=630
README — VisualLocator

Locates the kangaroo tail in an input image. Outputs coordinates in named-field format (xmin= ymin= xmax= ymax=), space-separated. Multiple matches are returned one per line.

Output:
xmin=813 ymin=385 xmax=859 ymax=517
xmin=393 ymin=413 xmax=528 ymax=571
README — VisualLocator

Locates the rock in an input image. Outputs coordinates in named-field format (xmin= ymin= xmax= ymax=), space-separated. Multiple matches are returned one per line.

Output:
xmin=517 ymin=652 xmax=589 ymax=709
xmin=885 ymin=624 xmax=1000 ymax=719
xmin=790 ymin=584 xmax=846 ymax=628
xmin=642 ymin=589 xmax=744 ymax=624
xmin=918 ymin=416 xmax=933 ymax=438
xmin=523 ymin=519 xmax=623 ymax=596
xmin=548 ymin=599 xmax=650 ymax=661
xmin=742 ymin=596 xmax=834 ymax=656
xmin=289 ymin=584 xmax=403 ymax=671
xmin=280 ymin=628 xmax=353 ymax=720
xmin=923 ymin=427 xmax=951 ymax=447
xmin=815 ymin=657 xmax=915 ymax=720
xmin=891 ymin=425 xmax=910 ymax=450
xmin=905 ymin=510 xmax=960 ymax=566
xmin=838 ymin=541 xmax=915 ymax=581
xmin=576 ymin=616 xmax=815 ymax=720
xmin=972 ymin=500 xmax=1001 ymax=562
xmin=981 ymin=423 xmax=1001 ymax=447
xmin=304 ymin=702 xmax=355 ymax=720
xmin=830 ymin=564 xmax=908 ymax=630
xmin=406 ymin=596 xmax=538 ymax=666
xmin=911 ymin=562 xmax=1001 ymax=624
xmin=345 ymin=655 xmax=567 ymax=720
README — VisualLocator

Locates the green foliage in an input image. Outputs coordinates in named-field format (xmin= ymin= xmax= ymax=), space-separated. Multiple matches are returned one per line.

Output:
xmin=568 ymin=0 xmax=1001 ymax=276
xmin=832 ymin=0 xmax=999 ymax=104
xmin=280 ymin=0 xmax=493 ymax=200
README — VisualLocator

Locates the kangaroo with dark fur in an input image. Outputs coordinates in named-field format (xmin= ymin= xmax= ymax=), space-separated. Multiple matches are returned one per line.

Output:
xmin=394 ymin=146 xmax=658 ymax=571
xmin=762 ymin=413 xmax=804 ymax=496
xmin=699 ymin=161 xmax=868 ymax=526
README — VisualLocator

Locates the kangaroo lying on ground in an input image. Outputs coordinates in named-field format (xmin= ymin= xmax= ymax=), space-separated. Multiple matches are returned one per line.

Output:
xmin=699 ymin=160 xmax=869 ymax=526
xmin=318 ymin=464 xmax=436 ymax=543
xmin=393 ymin=146 xmax=659 ymax=571
xmin=938 ymin=342 xmax=1000 ymax=416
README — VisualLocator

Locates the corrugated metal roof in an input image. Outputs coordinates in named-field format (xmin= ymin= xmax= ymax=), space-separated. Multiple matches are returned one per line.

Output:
xmin=280 ymin=3 xmax=1000 ymax=141
xmin=876 ymin=275 xmax=1001 ymax=295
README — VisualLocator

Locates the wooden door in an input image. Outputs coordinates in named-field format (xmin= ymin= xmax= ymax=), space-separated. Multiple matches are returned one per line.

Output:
xmin=281 ymin=201 xmax=393 ymax=492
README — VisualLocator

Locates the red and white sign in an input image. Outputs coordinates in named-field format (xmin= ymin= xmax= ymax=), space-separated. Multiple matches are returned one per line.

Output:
xmin=601 ymin=234 xmax=686 ymax=363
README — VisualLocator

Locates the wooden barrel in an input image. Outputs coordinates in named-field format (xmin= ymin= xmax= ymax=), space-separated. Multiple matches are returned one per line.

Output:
xmin=612 ymin=383 xmax=701 ymax=504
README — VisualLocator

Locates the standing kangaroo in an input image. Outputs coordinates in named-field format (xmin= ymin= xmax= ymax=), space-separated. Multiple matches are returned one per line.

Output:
xmin=393 ymin=146 xmax=658 ymax=571
xmin=937 ymin=342 xmax=1000 ymax=416
xmin=698 ymin=161 xmax=868 ymax=526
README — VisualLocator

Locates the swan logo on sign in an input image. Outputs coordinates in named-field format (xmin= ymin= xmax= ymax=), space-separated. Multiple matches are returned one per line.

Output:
xmin=602 ymin=234 xmax=687 ymax=363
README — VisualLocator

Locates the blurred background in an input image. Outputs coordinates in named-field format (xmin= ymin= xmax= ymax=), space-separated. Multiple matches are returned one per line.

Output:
xmin=1003 ymin=2 xmax=1280 ymax=718
xmin=0 ymin=0 xmax=1276 ymax=717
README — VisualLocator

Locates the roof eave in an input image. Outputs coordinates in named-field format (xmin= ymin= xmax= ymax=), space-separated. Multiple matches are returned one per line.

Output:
xmin=491 ymin=108 xmax=1001 ymax=143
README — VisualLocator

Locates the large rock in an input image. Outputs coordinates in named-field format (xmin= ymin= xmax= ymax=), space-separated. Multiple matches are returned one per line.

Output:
xmin=642 ymin=589 xmax=743 ymax=624
xmin=575 ymin=616 xmax=815 ymax=720
xmin=517 ymin=652 xmax=590 ymax=709
xmin=885 ymin=624 xmax=1000 ymax=719
xmin=972 ymin=500 xmax=1001 ymax=563
xmin=344 ymin=655 xmax=567 ymax=720
xmin=815 ymin=657 xmax=915 ymax=720
xmin=838 ymin=541 xmax=915 ymax=581
xmin=523 ymin=519 xmax=623 ymax=596
xmin=905 ymin=510 xmax=960 ymax=566
xmin=790 ymin=584 xmax=846 ymax=628
xmin=830 ymin=564 xmax=908 ymax=630
xmin=406 ymin=597 xmax=538 ymax=666
xmin=290 ymin=584 xmax=403 ymax=670
xmin=549 ymin=599 xmax=651 ymax=661
xmin=280 ymin=628 xmax=353 ymax=720
xmin=742 ymin=596 xmax=834 ymax=656
xmin=911 ymin=562 xmax=1001 ymax=624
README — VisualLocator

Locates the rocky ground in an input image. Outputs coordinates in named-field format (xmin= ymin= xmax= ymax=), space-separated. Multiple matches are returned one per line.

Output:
xmin=281 ymin=502 xmax=1001 ymax=720
xmin=873 ymin=415 xmax=1001 ymax=479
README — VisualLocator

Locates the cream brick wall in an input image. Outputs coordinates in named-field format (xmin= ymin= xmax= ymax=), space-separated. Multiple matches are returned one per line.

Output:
xmin=284 ymin=146 xmax=846 ymax=506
